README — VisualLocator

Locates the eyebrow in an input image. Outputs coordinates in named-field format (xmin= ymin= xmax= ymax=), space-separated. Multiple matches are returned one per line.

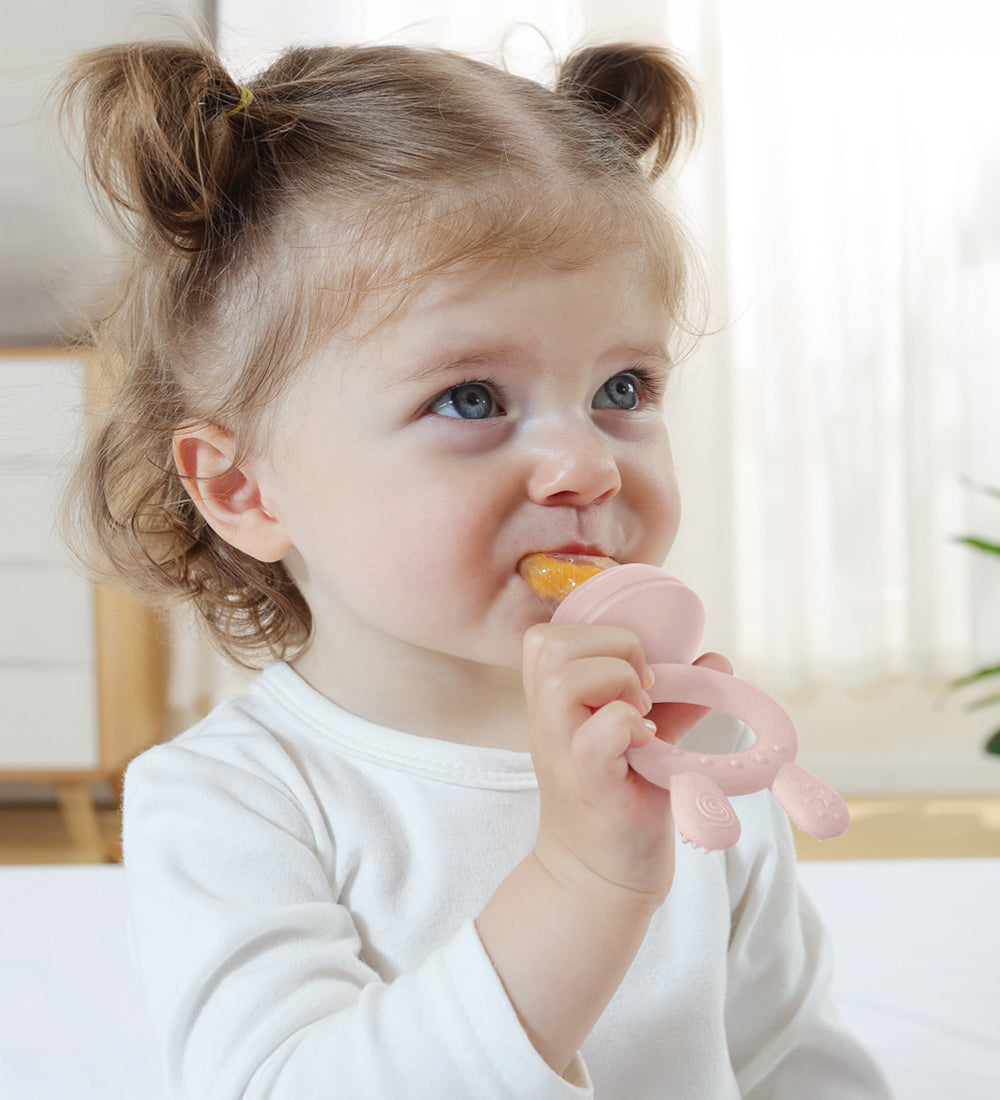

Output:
xmin=396 ymin=346 xmax=517 ymax=384
xmin=617 ymin=344 xmax=673 ymax=367
xmin=391 ymin=342 xmax=673 ymax=388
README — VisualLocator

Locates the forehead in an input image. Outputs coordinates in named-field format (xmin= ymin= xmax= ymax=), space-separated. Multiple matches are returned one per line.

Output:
xmin=350 ymin=237 xmax=673 ymax=342
xmin=324 ymin=249 xmax=673 ymax=382
xmin=282 ymin=169 xmax=681 ymax=324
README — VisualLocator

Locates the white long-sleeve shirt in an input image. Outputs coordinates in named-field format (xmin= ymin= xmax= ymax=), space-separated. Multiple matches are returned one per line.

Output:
xmin=123 ymin=660 xmax=890 ymax=1098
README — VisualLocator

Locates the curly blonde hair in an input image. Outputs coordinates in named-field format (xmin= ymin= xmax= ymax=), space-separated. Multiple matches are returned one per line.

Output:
xmin=59 ymin=35 xmax=700 ymax=666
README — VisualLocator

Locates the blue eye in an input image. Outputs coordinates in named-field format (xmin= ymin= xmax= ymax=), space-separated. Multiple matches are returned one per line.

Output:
xmin=594 ymin=374 xmax=641 ymax=410
xmin=430 ymin=382 xmax=504 ymax=420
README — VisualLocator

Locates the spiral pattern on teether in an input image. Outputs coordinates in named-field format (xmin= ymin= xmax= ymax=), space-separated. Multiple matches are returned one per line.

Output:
xmin=697 ymin=791 xmax=737 ymax=825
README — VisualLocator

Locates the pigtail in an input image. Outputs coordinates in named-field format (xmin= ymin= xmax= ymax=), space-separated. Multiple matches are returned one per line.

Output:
xmin=556 ymin=44 xmax=699 ymax=178
xmin=59 ymin=41 xmax=262 ymax=253
xmin=58 ymin=39 xmax=313 ymax=667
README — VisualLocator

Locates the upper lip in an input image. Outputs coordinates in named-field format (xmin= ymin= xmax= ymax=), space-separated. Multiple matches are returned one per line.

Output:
xmin=525 ymin=543 xmax=615 ymax=559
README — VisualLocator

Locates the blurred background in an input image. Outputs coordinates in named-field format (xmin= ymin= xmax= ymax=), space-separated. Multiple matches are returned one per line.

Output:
xmin=2 ymin=0 xmax=1000 ymax=862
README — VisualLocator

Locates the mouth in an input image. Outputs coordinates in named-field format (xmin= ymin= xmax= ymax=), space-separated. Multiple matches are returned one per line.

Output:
xmin=518 ymin=550 xmax=619 ymax=612
xmin=543 ymin=542 xmax=611 ymax=559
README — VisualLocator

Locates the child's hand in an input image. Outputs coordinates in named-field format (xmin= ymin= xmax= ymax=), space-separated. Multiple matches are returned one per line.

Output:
xmin=475 ymin=625 xmax=733 ymax=1075
xmin=523 ymin=622 xmax=732 ymax=906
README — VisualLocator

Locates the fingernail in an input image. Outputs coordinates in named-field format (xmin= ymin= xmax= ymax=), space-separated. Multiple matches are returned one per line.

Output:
xmin=641 ymin=665 xmax=656 ymax=690
xmin=642 ymin=719 xmax=658 ymax=735
xmin=640 ymin=690 xmax=653 ymax=714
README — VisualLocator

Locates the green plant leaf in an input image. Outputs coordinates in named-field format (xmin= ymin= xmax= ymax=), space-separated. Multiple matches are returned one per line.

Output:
xmin=953 ymin=480 xmax=1000 ymax=757
xmin=954 ymin=535 xmax=1000 ymax=557
xmin=969 ymin=693 xmax=1000 ymax=711
xmin=960 ymin=476 xmax=1000 ymax=504
xmin=951 ymin=664 xmax=1000 ymax=690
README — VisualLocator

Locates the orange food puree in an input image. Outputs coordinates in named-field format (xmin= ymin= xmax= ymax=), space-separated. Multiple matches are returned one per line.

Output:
xmin=519 ymin=553 xmax=617 ymax=605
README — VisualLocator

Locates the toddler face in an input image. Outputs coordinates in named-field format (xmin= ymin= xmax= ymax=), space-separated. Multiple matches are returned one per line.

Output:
xmin=256 ymin=248 xmax=681 ymax=676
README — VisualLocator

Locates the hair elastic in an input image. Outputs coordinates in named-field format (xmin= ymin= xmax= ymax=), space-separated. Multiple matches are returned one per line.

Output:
xmin=224 ymin=85 xmax=254 ymax=117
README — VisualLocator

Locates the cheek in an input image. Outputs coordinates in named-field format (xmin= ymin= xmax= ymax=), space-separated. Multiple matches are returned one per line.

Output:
xmin=629 ymin=435 xmax=681 ymax=555
xmin=647 ymin=479 xmax=682 ymax=559
xmin=320 ymin=474 xmax=499 ymax=595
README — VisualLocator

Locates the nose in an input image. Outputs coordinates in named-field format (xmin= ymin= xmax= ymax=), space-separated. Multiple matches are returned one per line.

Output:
xmin=526 ymin=422 xmax=622 ymax=507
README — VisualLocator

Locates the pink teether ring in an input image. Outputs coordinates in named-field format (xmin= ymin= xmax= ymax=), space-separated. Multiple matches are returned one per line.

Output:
xmin=551 ymin=564 xmax=849 ymax=852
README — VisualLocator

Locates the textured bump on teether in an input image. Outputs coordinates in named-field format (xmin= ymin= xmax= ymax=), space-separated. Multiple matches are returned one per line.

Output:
xmin=770 ymin=763 xmax=850 ymax=841
xmin=669 ymin=771 xmax=742 ymax=852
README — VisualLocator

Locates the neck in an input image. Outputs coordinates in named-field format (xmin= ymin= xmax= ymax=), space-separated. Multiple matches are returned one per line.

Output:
xmin=292 ymin=633 xmax=529 ymax=751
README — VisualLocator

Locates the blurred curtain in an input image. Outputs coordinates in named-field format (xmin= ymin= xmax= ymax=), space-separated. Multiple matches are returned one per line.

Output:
xmin=663 ymin=1 xmax=1000 ymax=693
xmin=171 ymin=0 xmax=1000 ymax=728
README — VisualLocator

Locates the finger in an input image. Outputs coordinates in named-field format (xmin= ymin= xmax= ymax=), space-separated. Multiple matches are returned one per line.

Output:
xmin=695 ymin=651 xmax=733 ymax=676
xmin=523 ymin=622 xmax=652 ymax=703
xmin=533 ymin=655 xmax=650 ymax=745
xmin=646 ymin=651 xmax=734 ymax=744
xmin=523 ymin=623 xmax=652 ymax=690
xmin=570 ymin=700 xmax=654 ymax=793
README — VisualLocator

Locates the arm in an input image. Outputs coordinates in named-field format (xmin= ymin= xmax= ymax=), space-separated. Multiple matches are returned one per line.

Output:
xmin=123 ymin=742 xmax=590 ymax=1100
xmin=724 ymin=794 xmax=892 ymax=1098
xmin=477 ymin=623 xmax=731 ymax=1076
xmin=125 ymin=632 xmax=725 ymax=1098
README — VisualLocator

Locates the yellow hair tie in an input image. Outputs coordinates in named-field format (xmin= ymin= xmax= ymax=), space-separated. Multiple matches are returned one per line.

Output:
xmin=224 ymin=85 xmax=254 ymax=117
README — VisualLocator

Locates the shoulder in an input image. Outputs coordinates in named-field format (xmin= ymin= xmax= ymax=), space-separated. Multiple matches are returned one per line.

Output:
xmin=132 ymin=670 xmax=276 ymax=772
xmin=124 ymin=663 xmax=325 ymax=841
xmin=131 ymin=660 xmax=323 ymax=772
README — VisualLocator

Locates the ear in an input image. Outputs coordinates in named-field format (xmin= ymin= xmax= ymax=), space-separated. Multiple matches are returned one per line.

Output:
xmin=172 ymin=424 xmax=292 ymax=563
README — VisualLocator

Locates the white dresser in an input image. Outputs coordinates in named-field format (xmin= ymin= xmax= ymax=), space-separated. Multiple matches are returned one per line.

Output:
xmin=0 ymin=349 xmax=164 ymax=858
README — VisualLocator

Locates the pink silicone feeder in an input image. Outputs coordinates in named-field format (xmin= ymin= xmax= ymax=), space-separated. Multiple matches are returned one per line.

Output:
xmin=551 ymin=564 xmax=850 ymax=853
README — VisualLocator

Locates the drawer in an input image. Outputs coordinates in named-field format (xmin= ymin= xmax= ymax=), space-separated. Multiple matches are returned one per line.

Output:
xmin=0 ymin=667 xmax=98 ymax=769
xmin=0 ymin=469 xmax=71 ymax=564
xmin=0 ymin=356 xmax=87 ymax=465
xmin=0 ymin=566 xmax=94 ymax=664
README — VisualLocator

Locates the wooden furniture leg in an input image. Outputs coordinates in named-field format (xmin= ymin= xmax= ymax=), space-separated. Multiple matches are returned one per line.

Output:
xmin=57 ymin=780 xmax=104 ymax=862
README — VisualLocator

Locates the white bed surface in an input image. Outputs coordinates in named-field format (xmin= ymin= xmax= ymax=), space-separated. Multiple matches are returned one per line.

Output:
xmin=0 ymin=865 xmax=161 ymax=1099
xmin=797 ymin=858 xmax=1000 ymax=1098
xmin=1 ymin=859 xmax=998 ymax=1098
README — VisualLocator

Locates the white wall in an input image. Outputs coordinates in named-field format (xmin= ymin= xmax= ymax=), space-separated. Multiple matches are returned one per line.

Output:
xmin=0 ymin=0 xmax=209 ymax=343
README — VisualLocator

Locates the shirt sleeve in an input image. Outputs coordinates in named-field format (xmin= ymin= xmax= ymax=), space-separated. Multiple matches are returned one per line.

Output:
xmin=122 ymin=742 xmax=591 ymax=1100
xmin=723 ymin=792 xmax=893 ymax=1098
